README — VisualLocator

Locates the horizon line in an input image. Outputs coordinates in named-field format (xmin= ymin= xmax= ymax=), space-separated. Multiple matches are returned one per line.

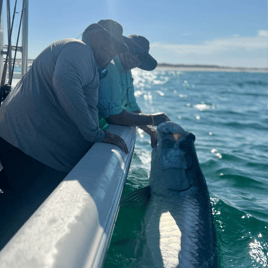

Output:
xmin=11 ymin=59 xmax=268 ymax=70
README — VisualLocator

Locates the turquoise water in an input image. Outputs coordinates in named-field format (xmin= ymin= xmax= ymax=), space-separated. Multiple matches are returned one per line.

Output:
xmin=103 ymin=70 xmax=267 ymax=268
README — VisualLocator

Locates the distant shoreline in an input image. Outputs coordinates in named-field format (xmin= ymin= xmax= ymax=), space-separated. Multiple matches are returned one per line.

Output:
xmin=14 ymin=59 xmax=268 ymax=73
xmin=156 ymin=63 xmax=268 ymax=73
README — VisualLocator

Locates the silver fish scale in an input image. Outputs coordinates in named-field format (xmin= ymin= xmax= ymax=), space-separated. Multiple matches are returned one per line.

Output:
xmin=142 ymin=187 xmax=217 ymax=268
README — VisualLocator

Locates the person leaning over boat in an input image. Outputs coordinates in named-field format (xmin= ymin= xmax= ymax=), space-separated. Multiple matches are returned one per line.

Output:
xmin=98 ymin=35 xmax=169 ymax=147
xmin=0 ymin=19 xmax=129 ymax=249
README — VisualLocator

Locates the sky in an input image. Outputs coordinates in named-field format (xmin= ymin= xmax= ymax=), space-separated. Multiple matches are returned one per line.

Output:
xmin=2 ymin=0 xmax=267 ymax=68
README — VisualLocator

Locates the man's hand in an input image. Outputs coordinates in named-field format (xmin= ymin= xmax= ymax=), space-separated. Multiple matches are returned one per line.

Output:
xmin=150 ymin=129 xmax=158 ymax=148
xmin=102 ymin=131 xmax=129 ymax=154
xmin=152 ymin=113 xmax=170 ymax=126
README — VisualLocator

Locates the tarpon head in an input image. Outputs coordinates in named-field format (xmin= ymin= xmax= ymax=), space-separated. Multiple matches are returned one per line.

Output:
xmin=150 ymin=122 xmax=205 ymax=195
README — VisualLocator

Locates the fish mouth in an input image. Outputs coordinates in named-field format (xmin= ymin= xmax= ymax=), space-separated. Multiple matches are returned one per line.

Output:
xmin=157 ymin=122 xmax=189 ymax=149
xmin=160 ymin=132 xmax=182 ymax=149
xmin=156 ymin=122 xmax=195 ymax=170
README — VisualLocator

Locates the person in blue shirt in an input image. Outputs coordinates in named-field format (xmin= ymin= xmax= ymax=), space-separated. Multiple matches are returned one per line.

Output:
xmin=98 ymin=35 xmax=169 ymax=147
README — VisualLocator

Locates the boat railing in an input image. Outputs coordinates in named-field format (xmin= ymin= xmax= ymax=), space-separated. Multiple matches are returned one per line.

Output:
xmin=0 ymin=124 xmax=136 ymax=268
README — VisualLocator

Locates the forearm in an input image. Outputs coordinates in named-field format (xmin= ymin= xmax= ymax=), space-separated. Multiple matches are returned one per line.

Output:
xmin=106 ymin=109 xmax=153 ymax=126
xmin=132 ymin=110 xmax=156 ymax=135
xmin=138 ymin=124 xmax=157 ymax=136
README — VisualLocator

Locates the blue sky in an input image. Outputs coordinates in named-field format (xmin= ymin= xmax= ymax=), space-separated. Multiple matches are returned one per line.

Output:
xmin=3 ymin=0 xmax=268 ymax=67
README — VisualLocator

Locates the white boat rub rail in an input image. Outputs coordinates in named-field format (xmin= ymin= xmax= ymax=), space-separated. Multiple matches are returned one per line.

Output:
xmin=0 ymin=124 xmax=136 ymax=268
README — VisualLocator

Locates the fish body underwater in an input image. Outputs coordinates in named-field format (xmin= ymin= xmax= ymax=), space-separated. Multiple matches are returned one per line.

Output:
xmin=126 ymin=122 xmax=217 ymax=268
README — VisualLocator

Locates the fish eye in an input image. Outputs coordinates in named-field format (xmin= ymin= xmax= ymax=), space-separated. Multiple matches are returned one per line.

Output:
xmin=186 ymin=133 xmax=195 ymax=142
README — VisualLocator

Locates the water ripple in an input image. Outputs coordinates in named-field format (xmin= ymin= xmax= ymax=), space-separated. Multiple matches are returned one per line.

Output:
xmin=104 ymin=70 xmax=268 ymax=268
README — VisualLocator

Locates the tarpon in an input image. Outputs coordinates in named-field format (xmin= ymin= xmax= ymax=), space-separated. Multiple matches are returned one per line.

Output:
xmin=122 ymin=122 xmax=217 ymax=268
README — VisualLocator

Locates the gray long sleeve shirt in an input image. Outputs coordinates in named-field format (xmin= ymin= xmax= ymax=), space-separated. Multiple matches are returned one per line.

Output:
xmin=0 ymin=38 xmax=105 ymax=172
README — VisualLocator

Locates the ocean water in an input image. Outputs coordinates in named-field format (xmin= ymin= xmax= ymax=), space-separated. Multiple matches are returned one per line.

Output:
xmin=103 ymin=70 xmax=267 ymax=268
